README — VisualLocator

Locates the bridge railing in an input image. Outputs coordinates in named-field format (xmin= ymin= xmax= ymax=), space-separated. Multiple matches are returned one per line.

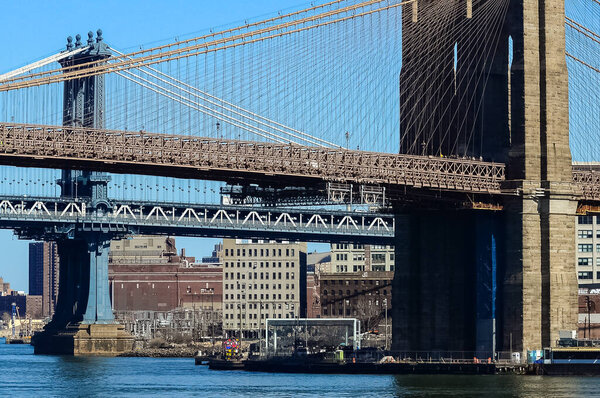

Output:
xmin=573 ymin=169 xmax=600 ymax=202
xmin=0 ymin=122 xmax=506 ymax=194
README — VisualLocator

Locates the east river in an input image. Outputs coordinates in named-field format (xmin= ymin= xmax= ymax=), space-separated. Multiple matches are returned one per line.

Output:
xmin=1 ymin=339 xmax=600 ymax=397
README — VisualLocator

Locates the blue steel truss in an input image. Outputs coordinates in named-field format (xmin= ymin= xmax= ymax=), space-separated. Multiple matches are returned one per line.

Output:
xmin=0 ymin=195 xmax=395 ymax=244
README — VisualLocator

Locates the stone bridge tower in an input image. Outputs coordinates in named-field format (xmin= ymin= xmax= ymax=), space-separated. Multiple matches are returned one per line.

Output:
xmin=392 ymin=0 xmax=578 ymax=355
xmin=502 ymin=0 xmax=578 ymax=353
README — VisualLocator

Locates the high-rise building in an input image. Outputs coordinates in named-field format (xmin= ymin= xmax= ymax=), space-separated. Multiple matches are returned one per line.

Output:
xmin=222 ymin=239 xmax=307 ymax=338
xmin=330 ymin=244 xmax=395 ymax=273
xmin=28 ymin=242 xmax=59 ymax=317
xmin=576 ymin=215 xmax=600 ymax=285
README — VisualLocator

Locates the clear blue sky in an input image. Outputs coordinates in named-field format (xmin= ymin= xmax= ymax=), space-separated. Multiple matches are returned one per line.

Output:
xmin=0 ymin=0 xmax=329 ymax=292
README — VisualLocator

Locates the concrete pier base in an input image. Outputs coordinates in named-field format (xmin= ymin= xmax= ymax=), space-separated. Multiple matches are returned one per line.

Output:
xmin=33 ymin=323 xmax=133 ymax=356
xmin=32 ymin=235 xmax=133 ymax=356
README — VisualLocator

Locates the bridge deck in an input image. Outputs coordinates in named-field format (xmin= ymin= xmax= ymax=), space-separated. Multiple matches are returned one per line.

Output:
xmin=0 ymin=195 xmax=395 ymax=243
xmin=0 ymin=123 xmax=505 ymax=194
xmin=0 ymin=123 xmax=598 ymax=202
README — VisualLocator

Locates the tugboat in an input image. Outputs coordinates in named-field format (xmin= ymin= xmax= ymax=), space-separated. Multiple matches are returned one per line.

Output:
xmin=208 ymin=338 xmax=245 ymax=370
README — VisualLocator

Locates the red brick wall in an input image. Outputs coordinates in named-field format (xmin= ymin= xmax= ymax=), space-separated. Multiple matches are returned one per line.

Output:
xmin=109 ymin=263 xmax=222 ymax=312
xmin=306 ymin=273 xmax=320 ymax=318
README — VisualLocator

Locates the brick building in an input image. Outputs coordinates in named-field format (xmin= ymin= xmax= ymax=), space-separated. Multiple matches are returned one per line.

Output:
xmin=28 ymin=242 xmax=59 ymax=317
xmin=306 ymin=273 xmax=321 ymax=318
xmin=330 ymin=244 xmax=394 ymax=273
xmin=578 ymin=287 xmax=600 ymax=339
xmin=0 ymin=277 xmax=12 ymax=296
xmin=108 ymin=236 xmax=223 ymax=312
xmin=319 ymin=271 xmax=393 ymax=331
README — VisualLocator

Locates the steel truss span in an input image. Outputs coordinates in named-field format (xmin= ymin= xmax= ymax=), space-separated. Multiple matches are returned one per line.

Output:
xmin=0 ymin=123 xmax=506 ymax=195
xmin=573 ymin=169 xmax=600 ymax=202
xmin=0 ymin=196 xmax=394 ymax=243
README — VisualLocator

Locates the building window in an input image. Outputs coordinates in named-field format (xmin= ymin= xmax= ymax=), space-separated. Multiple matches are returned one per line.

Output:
xmin=579 ymin=258 xmax=593 ymax=266
xmin=579 ymin=230 xmax=594 ymax=239
xmin=579 ymin=244 xmax=593 ymax=253
xmin=579 ymin=215 xmax=594 ymax=225
xmin=579 ymin=271 xmax=593 ymax=280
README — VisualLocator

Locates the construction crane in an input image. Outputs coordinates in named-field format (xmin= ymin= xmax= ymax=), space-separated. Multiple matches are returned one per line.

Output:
xmin=11 ymin=302 xmax=16 ymax=338
xmin=5 ymin=302 xmax=30 ymax=344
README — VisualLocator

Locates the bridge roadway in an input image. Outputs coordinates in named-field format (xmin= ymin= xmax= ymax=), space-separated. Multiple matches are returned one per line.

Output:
xmin=0 ymin=123 xmax=598 ymax=204
xmin=0 ymin=195 xmax=395 ymax=244
xmin=0 ymin=123 xmax=506 ymax=194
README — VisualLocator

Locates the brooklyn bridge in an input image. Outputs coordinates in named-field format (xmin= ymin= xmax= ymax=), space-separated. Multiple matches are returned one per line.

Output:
xmin=0 ymin=0 xmax=598 ymax=355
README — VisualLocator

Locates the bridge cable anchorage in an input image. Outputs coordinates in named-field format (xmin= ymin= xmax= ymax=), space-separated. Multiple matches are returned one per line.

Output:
xmin=0 ymin=0 xmax=418 ymax=91
xmin=109 ymin=48 xmax=337 ymax=148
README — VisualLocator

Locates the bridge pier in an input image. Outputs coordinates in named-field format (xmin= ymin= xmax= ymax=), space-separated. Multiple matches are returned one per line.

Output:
xmin=501 ymin=185 xmax=578 ymax=353
xmin=33 ymin=234 xmax=133 ymax=355
xmin=392 ymin=211 xmax=501 ymax=356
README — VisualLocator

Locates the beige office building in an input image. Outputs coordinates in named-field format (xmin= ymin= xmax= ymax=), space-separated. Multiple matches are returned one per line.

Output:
xmin=222 ymin=239 xmax=307 ymax=338
xmin=330 ymin=244 xmax=395 ymax=273
xmin=576 ymin=215 xmax=600 ymax=285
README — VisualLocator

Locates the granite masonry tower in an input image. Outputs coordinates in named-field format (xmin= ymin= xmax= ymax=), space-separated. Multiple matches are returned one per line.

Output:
xmin=392 ymin=0 xmax=578 ymax=355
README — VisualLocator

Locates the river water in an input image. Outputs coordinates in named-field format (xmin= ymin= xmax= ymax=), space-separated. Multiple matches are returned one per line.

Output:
xmin=1 ymin=339 xmax=599 ymax=397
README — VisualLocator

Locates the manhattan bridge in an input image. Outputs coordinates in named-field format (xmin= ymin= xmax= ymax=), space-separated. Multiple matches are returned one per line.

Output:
xmin=0 ymin=0 xmax=598 ymax=355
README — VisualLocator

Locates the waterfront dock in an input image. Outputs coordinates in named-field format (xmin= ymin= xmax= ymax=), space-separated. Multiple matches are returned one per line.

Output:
xmin=205 ymin=357 xmax=528 ymax=375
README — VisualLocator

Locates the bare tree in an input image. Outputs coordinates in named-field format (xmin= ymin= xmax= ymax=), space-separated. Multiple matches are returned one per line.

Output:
xmin=355 ymin=296 xmax=382 ymax=332
xmin=1 ymin=312 xmax=11 ymax=326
